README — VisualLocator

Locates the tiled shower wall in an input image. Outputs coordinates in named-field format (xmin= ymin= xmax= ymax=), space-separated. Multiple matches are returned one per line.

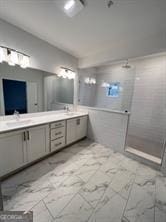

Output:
xmin=127 ymin=55 xmax=166 ymax=158
xmin=78 ymin=53 xmax=166 ymax=171
xmin=95 ymin=65 xmax=136 ymax=111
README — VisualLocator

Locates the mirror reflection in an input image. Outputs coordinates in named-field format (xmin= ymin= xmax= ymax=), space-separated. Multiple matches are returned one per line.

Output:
xmin=78 ymin=65 xmax=135 ymax=112
xmin=0 ymin=63 xmax=74 ymax=116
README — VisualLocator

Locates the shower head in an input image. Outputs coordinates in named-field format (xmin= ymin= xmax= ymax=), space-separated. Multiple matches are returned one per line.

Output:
xmin=122 ymin=60 xmax=131 ymax=69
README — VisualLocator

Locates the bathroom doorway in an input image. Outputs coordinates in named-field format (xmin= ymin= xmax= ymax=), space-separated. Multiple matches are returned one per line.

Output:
xmin=2 ymin=79 xmax=38 ymax=115
xmin=3 ymin=79 xmax=27 ymax=115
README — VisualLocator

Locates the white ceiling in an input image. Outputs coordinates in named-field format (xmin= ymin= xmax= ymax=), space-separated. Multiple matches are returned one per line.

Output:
xmin=0 ymin=0 xmax=166 ymax=66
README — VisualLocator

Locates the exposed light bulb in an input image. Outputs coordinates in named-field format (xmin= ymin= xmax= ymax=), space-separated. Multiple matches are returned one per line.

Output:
xmin=9 ymin=51 xmax=18 ymax=65
xmin=84 ymin=77 xmax=96 ymax=85
xmin=0 ymin=47 xmax=5 ymax=63
xmin=20 ymin=55 xmax=30 ymax=69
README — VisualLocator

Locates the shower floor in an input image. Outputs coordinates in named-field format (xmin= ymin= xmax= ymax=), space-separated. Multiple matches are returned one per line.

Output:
xmin=126 ymin=146 xmax=162 ymax=165
xmin=127 ymin=135 xmax=163 ymax=158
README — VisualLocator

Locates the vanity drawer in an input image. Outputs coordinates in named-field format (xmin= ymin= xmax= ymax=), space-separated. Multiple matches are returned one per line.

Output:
xmin=51 ymin=137 xmax=65 ymax=152
xmin=50 ymin=121 xmax=65 ymax=129
xmin=51 ymin=127 xmax=65 ymax=140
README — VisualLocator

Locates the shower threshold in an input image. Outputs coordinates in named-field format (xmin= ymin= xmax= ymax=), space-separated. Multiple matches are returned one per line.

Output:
xmin=126 ymin=147 xmax=162 ymax=165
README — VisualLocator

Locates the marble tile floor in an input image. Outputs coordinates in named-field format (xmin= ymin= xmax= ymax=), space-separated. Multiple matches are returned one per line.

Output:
xmin=1 ymin=139 xmax=166 ymax=222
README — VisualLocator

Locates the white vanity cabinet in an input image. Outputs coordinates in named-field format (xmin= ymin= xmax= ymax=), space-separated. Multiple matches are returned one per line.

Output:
xmin=26 ymin=125 xmax=49 ymax=162
xmin=0 ymin=114 xmax=88 ymax=178
xmin=50 ymin=120 xmax=66 ymax=152
xmin=0 ymin=130 xmax=26 ymax=177
xmin=0 ymin=124 xmax=49 ymax=177
xmin=66 ymin=116 xmax=88 ymax=145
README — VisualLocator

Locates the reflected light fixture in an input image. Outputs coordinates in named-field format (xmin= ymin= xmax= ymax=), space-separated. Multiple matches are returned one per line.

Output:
xmin=84 ymin=77 xmax=96 ymax=85
xmin=0 ymin=46 xmax=30 ymax=68
xmin=101 ymin=81 xmax=110 ymax=88
xmin=58 ymin=67 xmax=75 ymax=80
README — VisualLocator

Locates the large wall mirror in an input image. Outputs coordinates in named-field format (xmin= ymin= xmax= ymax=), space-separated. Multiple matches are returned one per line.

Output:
xmin=0 ymin=62 xmax=74 ymax=116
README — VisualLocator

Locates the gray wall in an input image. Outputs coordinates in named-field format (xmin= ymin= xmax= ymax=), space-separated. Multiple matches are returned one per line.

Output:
xmin=0 ymin=63 xmax=47 ymax=114
xmin=0 ymin=19 xmax=78 ymax=74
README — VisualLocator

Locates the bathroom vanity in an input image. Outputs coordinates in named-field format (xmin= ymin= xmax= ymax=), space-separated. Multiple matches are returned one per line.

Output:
xmin=0 ymin=112 xmax=88 ymax=178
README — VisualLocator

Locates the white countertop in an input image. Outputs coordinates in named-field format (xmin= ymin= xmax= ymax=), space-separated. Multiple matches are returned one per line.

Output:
xmin=0 ymin=112 xmax=88 ymax=134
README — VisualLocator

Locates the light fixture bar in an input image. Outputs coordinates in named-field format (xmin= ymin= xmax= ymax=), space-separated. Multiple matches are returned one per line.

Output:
xmin=0 ymin=46 xmax=30 ymax=68
xmin=0 ymin=46 xmax=30 ymax=58
xmin=60 ymin=66 xmax=75 ymax=73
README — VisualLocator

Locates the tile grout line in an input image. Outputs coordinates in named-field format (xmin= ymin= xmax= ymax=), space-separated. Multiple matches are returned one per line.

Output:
xmin=121 ymin=172 xmax=137 ymax=221
xmin=42 ymin=199 xmax=55 ymax=221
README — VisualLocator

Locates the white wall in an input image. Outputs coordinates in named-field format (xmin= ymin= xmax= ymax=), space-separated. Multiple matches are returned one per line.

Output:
xmin=0 ymin=63 xmax=47 ymax=114
xmin=0 ymin=19 xmax=78 ymax=74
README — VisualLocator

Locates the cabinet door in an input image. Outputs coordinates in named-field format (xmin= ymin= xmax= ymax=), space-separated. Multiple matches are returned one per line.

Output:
xmin=66 ymin=118 xmax=77 ymax=145
xmin=76 ymin=116 xmax=88 ymax=140
xmin=0 ymin=130 xmax=26 ymax=177
xmin=26 ymin=125 xmax=49 ymax=162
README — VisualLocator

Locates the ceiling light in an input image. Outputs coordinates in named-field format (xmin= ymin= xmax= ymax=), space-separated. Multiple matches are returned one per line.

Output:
xmin=64 ymin=0 xmax=75 ymax=11
xmin=56 ymin=0 xmax=84 ymax=18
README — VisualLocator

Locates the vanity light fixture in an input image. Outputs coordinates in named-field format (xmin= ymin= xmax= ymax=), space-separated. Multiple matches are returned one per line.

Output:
xmin=58 ymin=67 xmax=76 ymax=80
xmin=0 ymin=47 xmax=6 ymax=63
xmin=8 ymin=50 xmax=18 ymax=66
xmin=84 ymin=77 xmax=96 ymax=85
xmin=0 ymin=46 xmax=30 ymax=68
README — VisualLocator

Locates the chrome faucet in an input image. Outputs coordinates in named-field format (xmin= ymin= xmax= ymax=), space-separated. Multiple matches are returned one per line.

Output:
xmin=64 ymin=105 xmax=70 ymax=112
xmin=14 ymin=110 xmax=20 ymax=120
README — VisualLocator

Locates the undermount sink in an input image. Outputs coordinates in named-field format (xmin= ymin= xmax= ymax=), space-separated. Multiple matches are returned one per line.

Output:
xmin=6 ymin=119 xmax=32 ymax=127
xmin=63 ymin=112 xmax=76 ymax=116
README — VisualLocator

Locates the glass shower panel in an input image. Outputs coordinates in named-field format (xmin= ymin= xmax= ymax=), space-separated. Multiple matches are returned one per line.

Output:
xmin=126 ymin=57 xmax=166 ymax=159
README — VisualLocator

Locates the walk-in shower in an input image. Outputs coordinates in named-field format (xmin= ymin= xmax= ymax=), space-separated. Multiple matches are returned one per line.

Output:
xmin=125 ymin=55 xmax=166 ymax=163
